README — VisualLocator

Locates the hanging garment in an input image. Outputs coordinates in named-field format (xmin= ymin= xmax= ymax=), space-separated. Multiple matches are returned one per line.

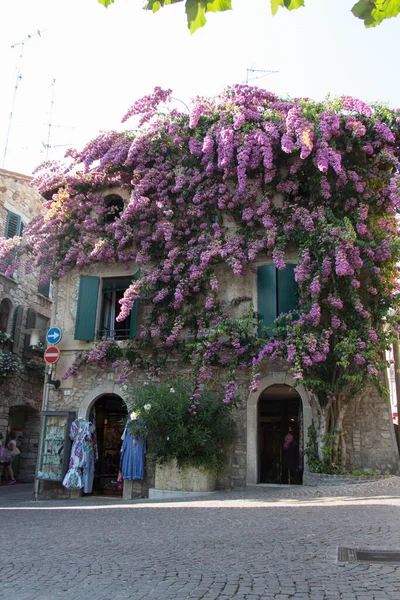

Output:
xmin=62 ymin=418 xmax=98 ymax=492
xmin=120 ymin=423 xmax=146 ymax=480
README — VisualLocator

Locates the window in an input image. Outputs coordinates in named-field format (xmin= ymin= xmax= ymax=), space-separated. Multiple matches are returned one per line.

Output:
xmin=104 ymin=194 xmax=124 ymax=224
xmin=74 ymin=273 xmax=139 ymax=341
xmin=23 ymin=309 xmax=49 ymax=358
xmin=257 ymin=264 xmax=298 ymax=334
xmin=5 ymin=211 xmax=23 ymax=238
xmin=99 ymin=277 xmax=133 ymax=340
xmin=37 ymin=277 xmax=53 ymax=299
xmin=0 ymin=299 xmax=11 ymax=333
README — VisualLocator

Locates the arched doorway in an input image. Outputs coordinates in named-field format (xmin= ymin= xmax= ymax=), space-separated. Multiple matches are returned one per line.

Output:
xmin=89 ymin=394 xmax=128 ymax=495
xmin=246 ymin=373 xmax=312 ymax=485
xmin=258 ymin=385 xmax=303 ymax=484
xmin=8 ymin=405 xmax=40 ymax=482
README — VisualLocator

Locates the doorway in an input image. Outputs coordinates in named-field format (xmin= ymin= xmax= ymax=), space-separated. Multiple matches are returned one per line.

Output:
xmin=89 ymin=394 xmax=127 ymax=495
xmin=258 ymin=385 xmax=303 ymax=484
xmin=8 ymin=406 xmax=40 ymax=482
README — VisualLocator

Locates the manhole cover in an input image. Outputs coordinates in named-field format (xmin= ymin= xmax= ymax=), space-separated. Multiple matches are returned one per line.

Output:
xmin=338 ymin=547 xmax=400 ymax=564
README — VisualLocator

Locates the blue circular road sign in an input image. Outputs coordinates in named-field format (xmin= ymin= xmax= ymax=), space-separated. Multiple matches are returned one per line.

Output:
xmin=46 ymin=327 xmax=62 ymax=345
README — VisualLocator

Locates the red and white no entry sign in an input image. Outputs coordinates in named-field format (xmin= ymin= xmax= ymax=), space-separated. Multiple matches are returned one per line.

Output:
xmin=44 ymin=346 xmax=60 ymax=364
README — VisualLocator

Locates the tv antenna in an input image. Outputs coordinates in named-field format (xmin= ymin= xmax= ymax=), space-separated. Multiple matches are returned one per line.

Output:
xmin=45 ymin=79 xmax=56 ymax=161
xmin=2 ymin=30 xmax=43 ymax=168
xmin=246 ymin=68 xmax=279 ymax=84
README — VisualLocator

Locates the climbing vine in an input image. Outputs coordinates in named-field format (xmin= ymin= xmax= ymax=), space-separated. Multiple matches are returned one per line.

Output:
xmin=1 ymin=85 xmax=400 ymax=464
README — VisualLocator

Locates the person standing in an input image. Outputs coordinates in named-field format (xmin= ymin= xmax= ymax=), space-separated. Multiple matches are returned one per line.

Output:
xmin=5 ymin=440 xmax=20 ymax=485
xmin=282 ymin=432 xmax=298 ymax=485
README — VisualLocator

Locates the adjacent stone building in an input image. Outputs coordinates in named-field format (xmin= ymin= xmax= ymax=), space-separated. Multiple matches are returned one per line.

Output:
xmin=0 ymin=168 xmax=52 ymax=482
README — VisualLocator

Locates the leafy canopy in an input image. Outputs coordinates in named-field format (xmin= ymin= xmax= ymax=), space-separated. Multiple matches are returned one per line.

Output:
xmin=97 ymin=0 xmax=400 ymax=32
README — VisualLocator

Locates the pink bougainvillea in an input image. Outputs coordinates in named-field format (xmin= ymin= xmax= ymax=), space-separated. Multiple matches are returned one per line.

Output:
xmin=1 ymin=85 xmax=400 ymax=414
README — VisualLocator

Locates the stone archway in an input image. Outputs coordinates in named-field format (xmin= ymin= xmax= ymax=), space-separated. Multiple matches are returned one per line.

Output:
xmin=246 ymin=372 xmax=313 ymax=485
xmin=78 ymin=382 xmax=129 ymax=419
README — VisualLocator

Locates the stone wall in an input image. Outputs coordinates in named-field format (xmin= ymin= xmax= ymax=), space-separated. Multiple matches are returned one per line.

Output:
xmin=343 ymin=385 xmax=399 ymax=473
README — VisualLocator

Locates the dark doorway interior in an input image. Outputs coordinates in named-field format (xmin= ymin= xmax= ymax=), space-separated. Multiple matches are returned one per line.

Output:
xmin=259 ymin=385 xmax=303 ymax=484
xmin=89 ymin=395 xmax=127 ymax=495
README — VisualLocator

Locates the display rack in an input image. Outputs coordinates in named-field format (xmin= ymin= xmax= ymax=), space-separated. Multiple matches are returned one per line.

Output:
xmin=37 ymin=411 xmax=75 ymax=481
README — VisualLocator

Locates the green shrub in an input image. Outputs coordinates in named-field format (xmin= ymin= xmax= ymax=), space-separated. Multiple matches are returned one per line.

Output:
xmin=126 ymin=377 xmax=236 ymax=473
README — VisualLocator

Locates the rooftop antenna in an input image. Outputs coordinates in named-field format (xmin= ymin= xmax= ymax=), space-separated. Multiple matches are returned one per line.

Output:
xmin=45 ymin=79 xmax=56 ymax=161
xmin=246 ymin=68 xmax=279 ymax=84
xmin=2 ymin=30 xmax=42 ymax=168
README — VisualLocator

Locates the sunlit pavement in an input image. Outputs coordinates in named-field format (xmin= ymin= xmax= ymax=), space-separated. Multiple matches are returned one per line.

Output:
xmin=1 ymin=478 xmax=400 ymax=600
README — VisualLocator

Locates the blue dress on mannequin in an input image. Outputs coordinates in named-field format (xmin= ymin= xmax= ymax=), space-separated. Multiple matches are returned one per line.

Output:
xmin=120 ymin=423 xmax=146 ymax=480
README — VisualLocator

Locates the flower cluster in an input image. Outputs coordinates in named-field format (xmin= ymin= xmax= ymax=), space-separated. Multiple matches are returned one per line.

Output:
xmin=1 ymin=85 xmax=400 ymax=413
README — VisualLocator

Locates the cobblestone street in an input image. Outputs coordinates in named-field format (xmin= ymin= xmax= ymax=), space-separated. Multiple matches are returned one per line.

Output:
xmin=1 ymin=479 xmax=400 ymax=600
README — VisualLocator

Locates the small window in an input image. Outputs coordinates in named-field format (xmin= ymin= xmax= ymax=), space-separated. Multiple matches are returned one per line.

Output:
xmin=38 ymin=277 xmax=53 ymax=299
xmin=23 ymin=309 xmax=49 ymax=358
xmin=98 ymin=277 xmax=132 ymax=340
xmin=257 ymin=264 xmax=297 ymax=334
xmin=75 ymin=273 xmax=140 ymax=341
xmin=5 ymin=211 xmax=23 ymax=238
xmin=104 ymin=194 xmax=124 ymax=224
xmin=35 ymin=314 xmax=50 ymax=347
xmin=0 ymin=299 xmax=12 ymax=333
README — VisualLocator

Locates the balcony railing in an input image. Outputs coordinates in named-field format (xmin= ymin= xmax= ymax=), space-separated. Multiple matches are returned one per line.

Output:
xmin=96 ymin=328 xmax=131 ymax=341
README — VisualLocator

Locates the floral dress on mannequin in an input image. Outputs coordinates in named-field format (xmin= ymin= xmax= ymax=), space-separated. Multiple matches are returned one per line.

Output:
xmin=62 ymin=418 xmax=98 ymax=492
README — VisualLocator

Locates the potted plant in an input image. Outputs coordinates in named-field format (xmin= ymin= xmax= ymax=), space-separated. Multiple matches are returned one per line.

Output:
xmin=126 ymin=377 xmax=236 ymax=492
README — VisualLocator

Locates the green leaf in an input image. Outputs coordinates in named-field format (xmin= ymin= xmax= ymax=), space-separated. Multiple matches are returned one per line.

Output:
xmin=97 ymin=0 xmax=115 ymax=6
xmin=184 ymin=0 xmax=231 ymax=33
xmin=205 ymin=0 xmax=232 ymax=11
xmin=144 ymin=0 xmax=183 ymax=11
xmin=271 ymin=0 xmax=305 ymax=16
xmin=352 ymin=0 xmax=400 ymax=27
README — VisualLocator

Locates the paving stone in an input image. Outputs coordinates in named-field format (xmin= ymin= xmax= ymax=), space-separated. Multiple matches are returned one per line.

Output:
xmin=1 ymin=479 xmax=400 ymax=599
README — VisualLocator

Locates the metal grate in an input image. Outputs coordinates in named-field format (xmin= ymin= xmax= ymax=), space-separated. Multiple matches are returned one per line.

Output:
xmin=338 ymin=547 xmax=400 ymax=564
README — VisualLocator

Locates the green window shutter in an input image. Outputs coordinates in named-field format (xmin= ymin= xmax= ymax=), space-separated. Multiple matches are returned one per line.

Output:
xmin=5 ymin=211 xmax=22 ymax=238
xmin=129 ymin=270 xmax=140 ymax=338
xmin=12 ymin=306 xmax=24 ymax=354
xmin=277 ymin=264 xmax=298 ymax=316
xmin=257 ymin=265 xmax=277 ymax=334
xmin=74 ymin=276 xmax=100 ymax=341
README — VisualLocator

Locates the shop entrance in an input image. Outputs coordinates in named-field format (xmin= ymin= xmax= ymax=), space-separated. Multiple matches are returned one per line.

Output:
xmin=258 ymin=385 xmax=303 ymax=484
xmin=89 ymin=394 xmax=127 ymax=495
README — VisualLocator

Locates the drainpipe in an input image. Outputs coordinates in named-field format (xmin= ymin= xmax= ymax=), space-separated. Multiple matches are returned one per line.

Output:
xmin=392 ymin=338 xmax=400 ymax=454
xmin=33 ymin=366 xmax=51 ymax=501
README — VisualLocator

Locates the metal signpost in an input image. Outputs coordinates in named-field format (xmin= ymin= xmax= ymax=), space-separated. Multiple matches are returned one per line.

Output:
xmin=34 ymin=327 xmax=63 ymax=500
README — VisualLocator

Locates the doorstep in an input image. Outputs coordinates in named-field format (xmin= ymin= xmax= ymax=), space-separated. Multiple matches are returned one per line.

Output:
xmin=148 ymin=488 xmax=217 ymax=500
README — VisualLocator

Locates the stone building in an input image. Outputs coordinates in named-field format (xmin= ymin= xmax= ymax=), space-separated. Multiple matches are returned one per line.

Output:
xmin=0 ymin=168 xmax=52 ymax=482
xmin=39 ymin=187 xmax=400 ymax=500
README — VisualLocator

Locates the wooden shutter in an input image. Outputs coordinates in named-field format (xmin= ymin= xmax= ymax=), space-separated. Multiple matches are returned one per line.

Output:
xmin=74 ymin=276 xmax=100 ymax=341
xmin=257 ymin=265 xmax=277 ymax=334
xmin=277 ymin=264 xmax=298 ymax=316
xmin=129 ymin=270 xmax=140 ymax=338
xmin=23 ymin=308 xmax=36 ymax=358
xmin=12 ymin=306 xmax=24 ymax=354
xmin=5 ymin=211 xmax=22 ymax=238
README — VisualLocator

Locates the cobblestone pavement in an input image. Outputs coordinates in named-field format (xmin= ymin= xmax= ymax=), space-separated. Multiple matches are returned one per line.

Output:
xmin=1 ymin=479 xmax=400 ymax=600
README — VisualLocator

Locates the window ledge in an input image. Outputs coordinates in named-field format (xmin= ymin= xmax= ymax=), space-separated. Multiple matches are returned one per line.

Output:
xmin=0 ymin=272 xmax=18 ymax=285
xmin=36 ymin=293 xmax=53 ymax=303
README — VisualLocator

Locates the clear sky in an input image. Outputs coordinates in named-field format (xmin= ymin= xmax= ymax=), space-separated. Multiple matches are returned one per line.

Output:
xmin=1 ymin=0 xmax=399 ymax=175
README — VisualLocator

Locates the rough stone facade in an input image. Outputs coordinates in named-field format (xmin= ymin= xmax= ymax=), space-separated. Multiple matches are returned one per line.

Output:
xmin=39 ymin=241 xmax=400 ymax=498
xmin=0 ymin=168 xmax=52 ymax=482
